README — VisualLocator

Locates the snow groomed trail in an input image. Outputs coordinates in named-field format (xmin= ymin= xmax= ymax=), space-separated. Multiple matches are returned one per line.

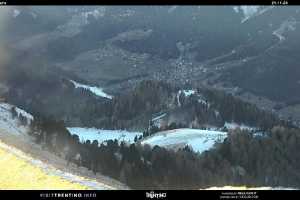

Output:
xmin=141 ymin=128 xmax=227 ymax=153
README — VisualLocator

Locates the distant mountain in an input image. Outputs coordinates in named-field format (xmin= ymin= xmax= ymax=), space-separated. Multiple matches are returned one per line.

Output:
xmin=2 ymin=6 xmax=300 ymax=126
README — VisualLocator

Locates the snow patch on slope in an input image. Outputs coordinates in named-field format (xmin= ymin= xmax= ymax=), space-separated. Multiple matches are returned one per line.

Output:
xmin=81 ymin=9 xmax=105 ymax=20
xmin=222 ymin=122 xmax=267 ymax=138
xmin=70 ymin=80 xmax=113 ymax=99
xmin=152 ymin=113 xmax=167 ymax=122
xmin=273 ymin=18 xmax=297 ymax=42
xmin=177 ymin=89 xmax=210 ymax=108
xmin=56 ymin=7 xmax=106 ymax=37
xmin=233 ymin=6 xmax=274 ymax=24
xmin=233 ymin=6 xmax=239 ymax=13
xmin=177 ymin=89 xmax=196 ymax=98
xmin=141 ymin=128 xmax=227 ymax=154
xmin=182 ymin=89 xmax=195 ymax=97
xmin=12 ymin=9 xmax=21 ymax=18
xmin=223 ymin=122 xmax=256 ymax=131
xmin=240 ymin=6 xmax=260 ymax=19
xmin=151 ymin=113 xmax=167 ymax=129
xmin=177 ymin=89 xmax=196 ymax=106
xmin=67 ymin=127 xmax=142 ymax=145
xmin=0 ymin=103 xmax=33 ymax=136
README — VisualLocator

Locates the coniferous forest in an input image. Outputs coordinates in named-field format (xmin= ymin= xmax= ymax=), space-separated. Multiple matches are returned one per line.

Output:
xmin=19 ymin=80 xmax=300 ymax=189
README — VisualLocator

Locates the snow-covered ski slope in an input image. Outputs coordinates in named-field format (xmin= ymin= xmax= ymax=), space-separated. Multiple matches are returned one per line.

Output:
xmin=141 ymin=128 xmax=227 ymax=153
xmin=67 ymin=127 xmax=142 ymax=145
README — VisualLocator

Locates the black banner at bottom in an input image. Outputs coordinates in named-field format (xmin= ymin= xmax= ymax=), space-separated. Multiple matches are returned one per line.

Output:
xmin=0 ymin=190 xmax=299 ymax=200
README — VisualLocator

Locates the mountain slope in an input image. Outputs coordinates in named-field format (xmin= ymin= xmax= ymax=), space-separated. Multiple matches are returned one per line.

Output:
xmin=3 ymin=6 xmax=300 ymax=127
xmin=0 ymin=140 xmax=88 ymax=190
xmin=0 ymin=102 xmax=128 ymax=190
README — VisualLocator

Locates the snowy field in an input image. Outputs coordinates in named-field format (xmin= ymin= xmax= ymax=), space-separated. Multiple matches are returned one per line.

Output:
xmin=67 ymin=127 xmax=142 ymax=145
xmin=141 ymin=128 xmax=227 ymax=153
xmin=70 ymin=80 xmax=113 ymax=99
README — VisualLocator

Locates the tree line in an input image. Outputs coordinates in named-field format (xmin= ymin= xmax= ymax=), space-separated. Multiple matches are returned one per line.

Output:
xmin=23 ymin=111 xmax=300 ymax=189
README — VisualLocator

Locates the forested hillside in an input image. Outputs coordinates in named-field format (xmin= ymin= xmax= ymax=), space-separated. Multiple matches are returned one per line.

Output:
xmin=10 ymin=80 xmax=296 ymax=189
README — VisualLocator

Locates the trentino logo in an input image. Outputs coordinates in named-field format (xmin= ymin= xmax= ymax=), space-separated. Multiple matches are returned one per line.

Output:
xmin=146 ymin=191 xmax=167 ymax=199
